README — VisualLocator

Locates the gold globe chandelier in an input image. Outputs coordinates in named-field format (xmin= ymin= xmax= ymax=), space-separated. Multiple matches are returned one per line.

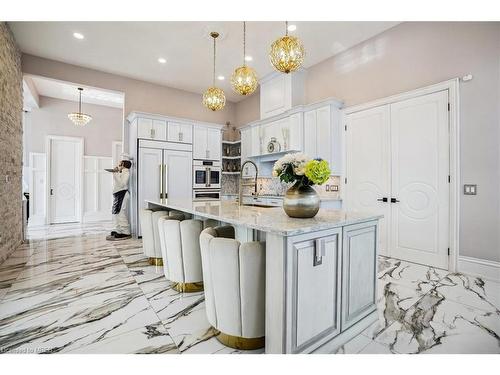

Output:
xmin=269 ymin=21 xmax=305 ymax=74
xmin=68 ymin=87 xmax=92 ymax=126
xmin=202 ymin=32 xmax=226 ymax=111
xmin=231 ymin=22 xmax=258 ymax=96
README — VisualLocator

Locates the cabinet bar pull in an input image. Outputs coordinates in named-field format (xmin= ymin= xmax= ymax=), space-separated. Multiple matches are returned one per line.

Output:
xmin=159 ymin=164 xmax=163 ymax=200
xmin=164 ymin=164 xmax=168 ymax=199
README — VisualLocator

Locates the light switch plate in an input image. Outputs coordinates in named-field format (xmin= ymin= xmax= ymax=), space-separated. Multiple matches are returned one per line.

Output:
xmin=330 ymin=185 xmax=339 ymax=192
xmin=464 ymin=184 xmax=477 ymax=195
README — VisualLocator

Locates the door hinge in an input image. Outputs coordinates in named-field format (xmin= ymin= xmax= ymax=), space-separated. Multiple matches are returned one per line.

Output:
xmin=448 ymin=103 xmax=450 ymax=111
xmin=344 ymin=177 xmax=347 ymax=184
xmin=448 ymin=175 xmax=451 ymax=183
xmin=345 ymin=124 xmax=347 ymax=131
xmin=448 ymin=248 xmax=450 ymax=256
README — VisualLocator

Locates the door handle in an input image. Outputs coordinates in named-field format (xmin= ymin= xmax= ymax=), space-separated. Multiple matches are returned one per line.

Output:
xmin=179 ymin=132 xmax=183 ymax=142
xmin=159 ymin=165 xmax=163 ymax=200
xmin=391 ymin=198 xmax=400 ymax=203
xmin=164 ymin=164 xmax=168 ymax=199
xmin=205 ymin=168 xmax=210 ymax=187
xmin=377 ymin=197 xmax=388 ymax=202
xmin=50 ymin=188 xmax=54 ymax=196
xmin=313 ymin=239 xmax=325 ymax=267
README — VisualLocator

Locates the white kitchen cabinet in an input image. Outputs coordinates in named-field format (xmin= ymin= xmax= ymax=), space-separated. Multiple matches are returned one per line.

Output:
xmin=288 ymin=113 xmax=303 ymax=151
xmin=290 ymin=228 xmax=342 ymax=352
xmin=193 ymin=126 xmax=221 ymax=160
xmin=250 ymin=125 xmax=261 ymax=156
xmin=137 ymin=118 xmax=167 ymax=141
xmin=168 ymin=121 xmax=192 ymax=144
xmin=241 ymin=127 xmax=258 ymax=178
xmin=341 ymin=221 xmax=377 ymax=330
xmin=260 ymin=71 xmax=305 ymax=120
xmin=304 ymin=104 xmax=341 ymax=175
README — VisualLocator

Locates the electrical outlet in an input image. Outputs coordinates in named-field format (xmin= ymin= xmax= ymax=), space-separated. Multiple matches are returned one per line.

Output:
xmin=464 ymin=184 xmax=477 ymax=195
xmin=330 ymin=185 xmax=339 ymax=192
xmin=325 ymin=185 xmax=330 ymax=192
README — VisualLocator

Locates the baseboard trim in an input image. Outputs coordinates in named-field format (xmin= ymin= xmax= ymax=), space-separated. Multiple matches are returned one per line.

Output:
xmin=458 ymin=256 xmax=500 ymax=282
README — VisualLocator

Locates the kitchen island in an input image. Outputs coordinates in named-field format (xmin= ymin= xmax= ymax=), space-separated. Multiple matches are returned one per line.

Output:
xmin=146 ymin=199 xmax=381 ymax=354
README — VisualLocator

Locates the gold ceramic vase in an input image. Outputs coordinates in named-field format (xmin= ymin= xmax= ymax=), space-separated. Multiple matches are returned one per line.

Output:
xmin=283 ymin=183 xmax=320 ymax=218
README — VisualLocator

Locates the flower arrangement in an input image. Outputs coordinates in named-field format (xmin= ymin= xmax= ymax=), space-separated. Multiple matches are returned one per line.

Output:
xmin=273 ymin=152 xmax=331 ymax=187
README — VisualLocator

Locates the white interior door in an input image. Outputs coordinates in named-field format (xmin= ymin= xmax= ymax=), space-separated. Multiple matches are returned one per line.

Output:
xmin=345 ymin=106 xmax=391 ymax=255
xmin=48 ymin=137 xmax=82 ymax=224
xmin=164 ymin=149 xmax=192 ymax=200
xmin=389 ymin=90 xmax=449 ymax=269
xmin=29 ymin=152 xmax=46 ymax=226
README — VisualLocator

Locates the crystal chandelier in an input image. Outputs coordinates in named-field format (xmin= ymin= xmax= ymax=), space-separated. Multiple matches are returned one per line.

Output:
xmin=203 ymin=32 xmax=226 ymax=111
xmin=68 ymin=88 xmax=92 ymax=126
xmin=231 ymin=22 xmax=258 ymax=96
xmin=269 ymin=21 xmax=305 ymax=74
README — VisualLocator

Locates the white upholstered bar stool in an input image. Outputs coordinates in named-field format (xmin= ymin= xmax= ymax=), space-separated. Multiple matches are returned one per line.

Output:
xmin=140 ymin=209 xmax=169 ymax=266
xmin=199 ymin=226 xmax=266 ymax=350
xmin=159 ymin=218 xmax=205 ymax=292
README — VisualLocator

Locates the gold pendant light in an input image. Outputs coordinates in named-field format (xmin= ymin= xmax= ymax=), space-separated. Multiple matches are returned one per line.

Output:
xmin=68 ymin=87 xmax=92 ymax=126
xmin=269 ymin=21 xmax=305 ymax=74
xmin=203 ymin=32 xmax=226 ymax=111
xmin=231 ymin=22 xmax=258 ymax=96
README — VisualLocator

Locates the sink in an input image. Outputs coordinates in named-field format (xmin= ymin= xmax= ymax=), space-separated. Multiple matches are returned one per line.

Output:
xmin=243 ymin=204 xmax=276 ymax=208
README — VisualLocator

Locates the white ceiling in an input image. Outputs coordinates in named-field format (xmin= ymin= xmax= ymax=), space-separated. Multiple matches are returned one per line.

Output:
xmin=25 ymin=75 xmax=124 ymax=108
xmin=10 ymin=21 xmax=399 ymax=102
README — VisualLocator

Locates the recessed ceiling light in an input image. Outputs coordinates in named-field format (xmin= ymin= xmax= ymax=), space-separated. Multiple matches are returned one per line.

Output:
xmin=73 ymin=32 xmax=84 ymax=40
xmin=287 ymin=24 xmax=297 ymax=32
xmin=158 ymin=57 xmax=167 ymax=64
xmin=244 ymin=55 xmax=253 ymax=62
xmin=217 ymin=75 xmax=225 ymax=81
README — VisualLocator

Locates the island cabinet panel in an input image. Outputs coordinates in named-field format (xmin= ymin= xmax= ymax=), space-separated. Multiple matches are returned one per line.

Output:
xmin=341 ymin=221 xmax=378 ymax=330
xmin=290 ymin=228 xmax=342 ymax=353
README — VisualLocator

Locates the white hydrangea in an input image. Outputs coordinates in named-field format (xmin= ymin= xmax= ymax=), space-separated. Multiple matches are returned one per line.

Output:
xmin=273 ymin=152 xmax=311 ymax=178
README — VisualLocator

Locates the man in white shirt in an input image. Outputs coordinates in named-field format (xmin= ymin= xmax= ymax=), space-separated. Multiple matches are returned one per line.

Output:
xmin=106 ymin=157 xmax=132 ymax=241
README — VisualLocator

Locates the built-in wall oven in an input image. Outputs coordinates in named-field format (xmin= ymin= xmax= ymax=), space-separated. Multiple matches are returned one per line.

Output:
xmin=193 ymin=160 xmax=221 ymax=190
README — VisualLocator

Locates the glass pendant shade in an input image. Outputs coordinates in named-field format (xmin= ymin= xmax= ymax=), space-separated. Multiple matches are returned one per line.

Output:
xmin=202 ymin=87 xmax=226 ymax=111
xmin=269 ymin=22 xmax=305 ymax=74
xmin=231 ymin=22 xmax=258 ymax=96
xmin=231 ymin=65 xmax=258 ymax=96
xmin=68 ymin=88 xmax=92 ymax=126
xmin=203 ymin=32 xmax=226 ymax=111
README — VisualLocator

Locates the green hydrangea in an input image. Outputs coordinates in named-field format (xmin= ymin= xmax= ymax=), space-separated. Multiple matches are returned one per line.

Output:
xmin=304 ymin=159 xmax=330 ymax=185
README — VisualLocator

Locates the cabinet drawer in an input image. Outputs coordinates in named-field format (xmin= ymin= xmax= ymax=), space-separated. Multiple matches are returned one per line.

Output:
xmin=290 ymin=229 xmax=341 ymax=352
xmin=341 ymin=221 xmax=378 ymax=330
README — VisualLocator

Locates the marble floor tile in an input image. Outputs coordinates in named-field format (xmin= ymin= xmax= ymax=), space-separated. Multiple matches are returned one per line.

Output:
xmin=373 ymin=289 xmax=500 ymax=354
xmin=358 ymin=341 xmax=396 ymax=354
xmin=67 ymin=322 xmax=179 ymax=354
xmin=434 ymin=273 xmax=500 ymax=315
xmin=333 ymin=334 xmax=372 ymax=354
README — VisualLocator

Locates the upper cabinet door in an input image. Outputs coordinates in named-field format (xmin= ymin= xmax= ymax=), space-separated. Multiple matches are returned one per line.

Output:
xmin=207 ymin=128 xmax=221 ymax=160
xmin=288 ymin=113 xmax=303 ymax=151
xmin=168 ymin=122 xmax=193 ymax=144
xmin=260 ymin=75 xmax=288 ymax=119
xmin=240 ymin=127 xmax=251 ymax=161
xmin=250 ymin=125 xmax=261 ymax=156
xmin=303 ymin=109 xmax=317 ymax=157
xmin=137 ymin=118 xmax=154 ymax=139
xmin=153 ymin=120 xmax=167 ymax=141
xmin=316 ymin=106 xmax=332 ymax=166
xmin=193 ymin=126 xmax=208 ymax=159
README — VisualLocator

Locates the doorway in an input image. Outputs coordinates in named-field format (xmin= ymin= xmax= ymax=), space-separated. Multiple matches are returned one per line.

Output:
xmin=344 ymin=80 xmax=459 ymax=271
xmin=46 ymin=135 xmax=84 ymax=224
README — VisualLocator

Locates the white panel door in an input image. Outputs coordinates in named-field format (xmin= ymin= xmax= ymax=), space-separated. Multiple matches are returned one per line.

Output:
xmin=389 ymin=91 xmax=449 ymax=269
xmin=345 ymin=106 xmax=391 ymax=255
xmin=207 ymin=128 xmax=221 ymax=160
xmin=316 ymin=106 xmax=332 ymax=166
xmin=48 ymin=137 xmax=82 ymax=224
xmin=303 ymin=109 xmax=317 ymax=158
xmin=83 ymin=156 xmax=112 ymax=222
xmin=193 ymin=126 xmax=208 ymax=159
xmin=29 ymin=152 xmax=46 ymax=226
xmin=164 ymin=149 xmax=192 ymax=200
xmin=138 ymin=147 xmax=163 ymax=210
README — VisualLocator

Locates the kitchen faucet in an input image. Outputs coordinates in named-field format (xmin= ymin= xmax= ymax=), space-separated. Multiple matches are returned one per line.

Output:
xmin=239 ymin=160 xmax=258 ymax=206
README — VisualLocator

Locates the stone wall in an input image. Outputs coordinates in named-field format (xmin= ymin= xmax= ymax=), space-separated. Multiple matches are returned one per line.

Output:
xmin=0 ymin=22 xmax=23 ymax=263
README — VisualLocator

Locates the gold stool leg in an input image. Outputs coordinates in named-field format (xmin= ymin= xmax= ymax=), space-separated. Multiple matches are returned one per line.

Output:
xmin=148 ymin=257 xmax=164 ymax=266
xmin=214 ymin=330 xmax=265 ymax=350
xmin=172 ymin=282 xmax=204 ymax=293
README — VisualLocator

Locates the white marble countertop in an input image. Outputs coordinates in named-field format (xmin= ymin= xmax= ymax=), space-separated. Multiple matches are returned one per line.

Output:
xmin=222 ymin=193 xmax=342 ymax=201
xmin=146 ymin=199 xmax=380 ymax=236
